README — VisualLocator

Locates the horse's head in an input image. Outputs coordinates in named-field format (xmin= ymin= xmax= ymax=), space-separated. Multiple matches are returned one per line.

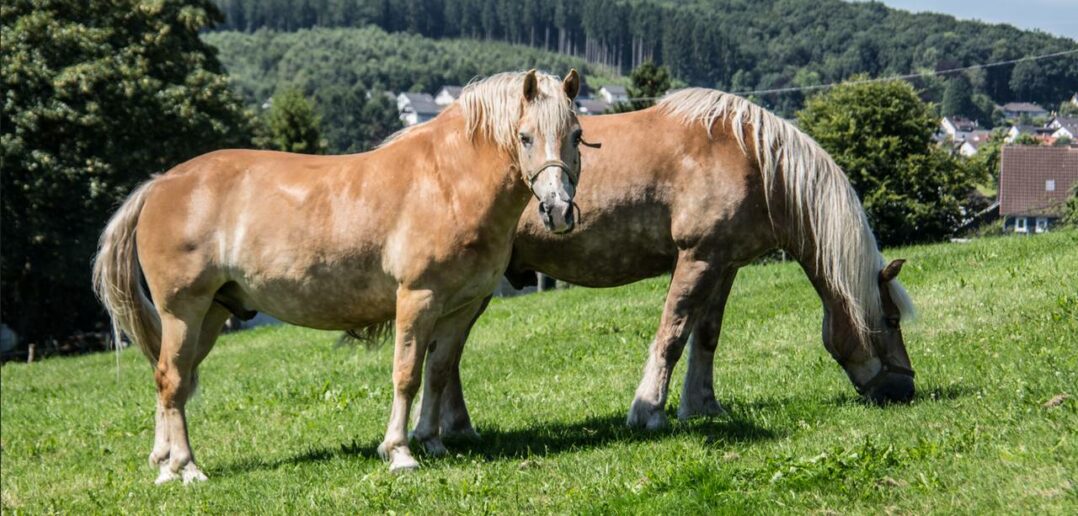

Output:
xmin=823 ymin=259 xmax=916 ymax=404
xmin=515 ymin=69 xmax=582 ymax=234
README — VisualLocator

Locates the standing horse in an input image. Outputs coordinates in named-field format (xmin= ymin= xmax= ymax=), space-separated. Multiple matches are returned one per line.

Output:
xmin=93 ymin=70 xmax=583 ymax=481
xmin=422 ymin=88 xmax=916 ymax=439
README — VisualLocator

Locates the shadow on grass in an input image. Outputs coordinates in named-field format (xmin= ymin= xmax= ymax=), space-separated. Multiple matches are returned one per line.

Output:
xmin=215 ymin=410 xmax=778 ymax=477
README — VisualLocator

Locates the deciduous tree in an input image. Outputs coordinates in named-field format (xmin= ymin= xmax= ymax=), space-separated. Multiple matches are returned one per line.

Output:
xmin=798 ymin=79 xmax=978 ymax=245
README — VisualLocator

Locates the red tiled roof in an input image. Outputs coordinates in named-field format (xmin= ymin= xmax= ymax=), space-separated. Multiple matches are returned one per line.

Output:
xmin=998 ymin=146 xmax=1078 ymax=217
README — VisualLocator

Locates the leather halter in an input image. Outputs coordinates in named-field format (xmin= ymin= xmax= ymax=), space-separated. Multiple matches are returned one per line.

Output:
xmin=524 ymin=159 xmax=579 ymax=189
xmin=856 ymin=359 xmax=916 ymax=396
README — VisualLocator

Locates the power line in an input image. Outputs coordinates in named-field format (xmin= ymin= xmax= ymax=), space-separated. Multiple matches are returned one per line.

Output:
xmin=615 ymin=48 xmax=1078 ymax=101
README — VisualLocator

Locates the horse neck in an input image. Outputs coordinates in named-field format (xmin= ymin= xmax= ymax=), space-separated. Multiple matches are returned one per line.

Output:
xmin=415 ymin=114 xmax=533 ymax=229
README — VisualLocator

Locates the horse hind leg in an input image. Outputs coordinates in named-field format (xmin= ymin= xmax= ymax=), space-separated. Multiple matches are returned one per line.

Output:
xmin=147 ymin=303 xmax=229 ymax=473
xmin=152 ymin=299 xmax=213 ymax=485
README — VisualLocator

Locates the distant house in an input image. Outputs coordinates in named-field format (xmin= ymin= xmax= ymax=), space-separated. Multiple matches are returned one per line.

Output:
xmin=1000 ymin=102 xmax=1048 ymax=120
xmin=1046 ymin=116 xmax=1078 ymax=140
xmin=998 ymin=146 xmax=1078 ymax=234
xmin=598 ymin=85 xmax=629 ymax=104
xmin=397 ymin=92 xmax=441 ymax=126
xmin=575 ymin=98 xmax=610 ymax=115
xmin=940 ymin=116 xmax=979 ymax=137
xmin=958 ymin=130 xmax=993 ymax=157
xmin=434 ymin=86 xmax=463 ymax=107
xmin=1005 ymin=124 xmax=1056 ymax=144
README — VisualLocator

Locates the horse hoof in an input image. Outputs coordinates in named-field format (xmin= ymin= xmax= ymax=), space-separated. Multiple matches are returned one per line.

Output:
xmin=627 ymin=399 xmax=668 ymax=431
xmin=380 ymin=443 xmax=420 ymax=472
xmin=677 ymin=398 xmax=725 ymax=421
xmin=389 ymin=453 xmax=420 ymax=473
xmin=421 ymin=437 xmax=448 ymax=457
xmin=155 ymin=464 xmax=179 ymax=485
xmin=182 ymin=464 xmax=208 ymax=484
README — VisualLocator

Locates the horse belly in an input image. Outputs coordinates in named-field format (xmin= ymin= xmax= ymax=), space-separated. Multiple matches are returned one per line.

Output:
xmin=231 ymin=258 xmax=399 ymax=331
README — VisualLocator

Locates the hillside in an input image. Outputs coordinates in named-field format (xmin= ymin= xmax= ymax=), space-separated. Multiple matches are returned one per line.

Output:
xmin=204 ymin=26 xmax=620 ymax=153
xmin=204 ymin=26 xmax=617 ymax=107
xmin=209 ymin=0 xmax=1078 ymax=114
xmin=3 ymin=231 xmax=1075 ymax=512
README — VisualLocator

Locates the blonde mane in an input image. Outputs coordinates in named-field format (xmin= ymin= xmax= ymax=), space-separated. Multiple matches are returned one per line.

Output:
xmin=380 ymin=71 xmax=574 ymax=154
xmin=457 ymin=71 xmax=575 ymax=152
xmin=658 ymin=88 xmax=914 ymax=342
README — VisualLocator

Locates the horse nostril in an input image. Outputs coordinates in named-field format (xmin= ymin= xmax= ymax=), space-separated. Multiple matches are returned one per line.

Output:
xmin=539 ymin=201 xmax=551 ymax=214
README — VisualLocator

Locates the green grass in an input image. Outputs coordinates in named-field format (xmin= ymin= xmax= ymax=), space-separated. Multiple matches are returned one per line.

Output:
xmin=3 ymin=231 xmax=1076 ymax=513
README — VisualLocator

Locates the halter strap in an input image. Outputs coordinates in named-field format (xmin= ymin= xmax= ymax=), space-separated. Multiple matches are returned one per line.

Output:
xmin=834 ymin=331 xmax=915 ymax=396
xmin=525 ymin=159 xmax=579 ymax=187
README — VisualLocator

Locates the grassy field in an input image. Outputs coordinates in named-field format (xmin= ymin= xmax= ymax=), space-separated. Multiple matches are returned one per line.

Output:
xmin=2 ymin=231 xmax=1076 ymax=513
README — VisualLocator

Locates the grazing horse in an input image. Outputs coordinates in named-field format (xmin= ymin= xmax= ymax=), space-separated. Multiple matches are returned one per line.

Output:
xmin=422 ymin=88 xmax=917 ymax=439
xmin=93 ymin=70 xmax=583 ymax=480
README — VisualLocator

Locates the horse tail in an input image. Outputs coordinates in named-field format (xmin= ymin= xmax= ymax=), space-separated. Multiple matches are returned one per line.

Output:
xmin=338 ymin=320 xmax=394 ymax=349
xmin=92 ymin=179 xmax=162 ymax=364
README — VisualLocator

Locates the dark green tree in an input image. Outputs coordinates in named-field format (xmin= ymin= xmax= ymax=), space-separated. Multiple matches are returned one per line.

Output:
xmin=612 ymin=61 xmax=672 ymax=112
xmin=359 ymin=91 xmax=405 ymax=149
xmin=1009 ymin=60 xmax=1047 ymax=102
xmin=965 ymin=129 xmax=1008 ymax=186
xmin=797 ymin=79 xmax=978 ymax=245
xmin=1063 ymin=185 xmax=1078 ymax=228
xmin=263 ymin=88 xmax=324 ymax=154
xmin=1 ymin=0 xmax=253 ymax=347
xmin=942 ymin=74 xmax=977 ymax=120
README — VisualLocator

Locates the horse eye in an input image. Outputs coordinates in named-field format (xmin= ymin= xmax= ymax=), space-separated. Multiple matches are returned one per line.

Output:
xmin=885 ymin=317 xmax=900 ymax=328
xmin=519 ymin=133 xmax=532 ymax=146
xmin=572 ymin=130 xmax=582 ymax=146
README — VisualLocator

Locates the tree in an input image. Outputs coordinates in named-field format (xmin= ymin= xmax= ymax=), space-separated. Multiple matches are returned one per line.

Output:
xmin=1 ymin=0 xmax=254 ymax=348
xmin=942 ymin=74 xmax=977 ymax=120
xmin=1013 ymin=134 xmax=1041 ymax=146
xmin=612 ymin=61 xmax=672 ymax=112
xmin=1063 ymin=185 xmax=1078 ymax=228
xmin=358 ymin=91 xmax=404 ymax=150
xmin=1009 ymin=60 xmax=1046 ymax=102
xmin=262 ymin=88 xmax=324 ymax=154
xmin=964 ymin=129 xmax=1007 ymax=186
xmin=797 ymin=79 xmax=978 ymax=245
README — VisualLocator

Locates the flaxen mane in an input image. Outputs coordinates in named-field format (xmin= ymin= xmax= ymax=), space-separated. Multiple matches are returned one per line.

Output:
xmin=457 ymin=71 xmax=575 ymax=153
xmin=658 ymin=88 xmax=914 ymax=342
xmin=382 ymin=71 xmax=574 ymax=153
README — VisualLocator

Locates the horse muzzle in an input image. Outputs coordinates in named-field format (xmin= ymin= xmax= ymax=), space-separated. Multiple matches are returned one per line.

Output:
xmin=539 ymin=198 xmax=575 ymax=233
xmin=859 ymin=365 xmax=915 ymax=405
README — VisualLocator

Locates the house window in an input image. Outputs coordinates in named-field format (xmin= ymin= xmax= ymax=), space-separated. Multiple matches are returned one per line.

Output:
xmin=1035 ymin=217 xmax=1048 ymax=233
xmin=1046 ymin=179 xmax=1056 ymax=192
xmin=1015 ymin=217 xmax=1028 ymax=233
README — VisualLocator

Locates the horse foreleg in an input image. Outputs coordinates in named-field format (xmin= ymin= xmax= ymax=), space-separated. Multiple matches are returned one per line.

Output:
xmin=436 ymin=295 xmax=491 ymax=440
xmin=412 ymin=297 xmax=488 ymax=456
xmin=378 ymin=288 xmax=439 ymax=473
xmin=678 ymin=268 xmax=737 ymax=420
xmin=628 ymin=252 xmax=718 ymax=430
xmin=153 ymin=302 xmax=210 ymax=484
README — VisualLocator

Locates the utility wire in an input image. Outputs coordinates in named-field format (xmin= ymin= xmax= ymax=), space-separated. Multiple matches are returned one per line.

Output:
xmin=613 ymin=47 xmax=1078 ymax=101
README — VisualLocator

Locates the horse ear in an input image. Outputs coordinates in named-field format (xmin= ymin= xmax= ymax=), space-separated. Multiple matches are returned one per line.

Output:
xmin=522 ymin=69 xmax=539 ymax=102
xmin=563 ymin=69 xmax=580 ymax=100
xmin=879 ymin=259 xmax=906 ymax=283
